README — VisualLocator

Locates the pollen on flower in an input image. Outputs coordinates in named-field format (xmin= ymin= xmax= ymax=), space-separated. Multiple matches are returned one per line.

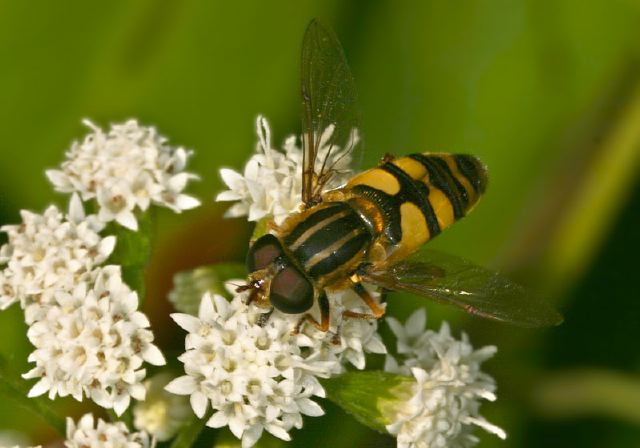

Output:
xmin=384 ymin=309 xmax=505 ymax=448
xmin=65 ymin=413 xmax=150 ymax=448
xmin=216 ymin=115 xmax=357 ymax=225
xmin=23 ymin=266 xmax=165 ymax=416
xmin=46 ymin=119 xmax=201 ymax=231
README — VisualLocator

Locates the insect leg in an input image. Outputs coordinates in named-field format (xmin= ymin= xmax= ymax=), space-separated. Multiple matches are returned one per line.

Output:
xmin=292 ymin=291 xmax=330 ymax=334
xmin=257 ymin=308 xmax=274 ymax=327
xmin=343 ymin=282 xmax=385 ymax=320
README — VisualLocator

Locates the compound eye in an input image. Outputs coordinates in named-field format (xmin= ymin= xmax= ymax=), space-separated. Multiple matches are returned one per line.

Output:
xmin=247 ymin=234 xmax=283 ymax=272
xmin=270 ymin=266 xmax=314 ymax=314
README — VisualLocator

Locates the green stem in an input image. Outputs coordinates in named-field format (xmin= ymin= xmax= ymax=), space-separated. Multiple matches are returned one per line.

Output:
xmin=0 ymin=355 xmax=66 ymax=435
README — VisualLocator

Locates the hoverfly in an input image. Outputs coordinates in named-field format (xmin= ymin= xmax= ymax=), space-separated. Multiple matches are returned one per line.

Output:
xmin=240 ymin=19 xmax=562 ymax=331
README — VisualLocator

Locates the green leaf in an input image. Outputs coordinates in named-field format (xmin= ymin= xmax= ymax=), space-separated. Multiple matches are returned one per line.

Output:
xmin=107 ymin=209 xmax=156 ymax=305
xmin=169 ymin=262 xmax=246 ymax=315
xmin=322 ymin=371 xmax=415 ymax=434
xmin=0 ymin=354 xmax=65 ymax=435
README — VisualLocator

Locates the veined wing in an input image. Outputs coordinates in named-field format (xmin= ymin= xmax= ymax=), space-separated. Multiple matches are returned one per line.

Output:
xmin=301 ymin=19 xmax=362 ymax=205
xmin=361 ymin=249 xmax=563 ymax=327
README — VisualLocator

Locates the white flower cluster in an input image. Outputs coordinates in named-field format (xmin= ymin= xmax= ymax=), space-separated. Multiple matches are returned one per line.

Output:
xmin=0 ymin=196 xmax=166 ymax=415
xmin=384 ymin=309 xmax=506 ymax=448
xmin=216 ymin=116 xmax=357 ymax=225
xmin=24 ymin=266 xmax=165 ymax=415
xmin=65 ymin=413 xmax=150 ymax=448
xmin=47 ymin=119 xmax=200 ymax=230
xmin=0 ymin=119 xmax=197 ymax=416
xmin=167 ymin=285 xmax=385 ymax=448
xmin=0 ymin=195 xmax=114 ymax=323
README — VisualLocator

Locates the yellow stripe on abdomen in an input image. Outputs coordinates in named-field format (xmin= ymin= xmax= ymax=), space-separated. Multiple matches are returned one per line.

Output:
xmin=346 ymin=168 xmax=400 ymax=195
xmin=390 ymin=157 xmax=427 ymax=180
xmin=399 ymin=202 xmax=430 ymax=247
xmin=427 ymin=186 xmax=455 ymax=231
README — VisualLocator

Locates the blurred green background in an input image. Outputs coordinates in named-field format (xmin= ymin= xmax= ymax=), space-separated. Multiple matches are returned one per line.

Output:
xmin=1 ymin=0 xmax=640 ymax=446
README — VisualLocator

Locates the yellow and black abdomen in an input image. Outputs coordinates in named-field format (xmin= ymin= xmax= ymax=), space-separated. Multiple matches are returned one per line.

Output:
xmin=344 ymin=153 xmax=487 ymax=261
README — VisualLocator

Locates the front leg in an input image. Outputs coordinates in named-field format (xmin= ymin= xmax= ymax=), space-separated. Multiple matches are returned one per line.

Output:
xmin=292 ymin=291 xmax=330 ymax=334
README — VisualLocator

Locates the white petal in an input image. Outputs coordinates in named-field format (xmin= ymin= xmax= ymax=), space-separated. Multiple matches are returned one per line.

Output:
xmin=247 ymin=205 xmax=267 ymax=222
xmin=410 ymin=367 xmax=428 ymax=384
xmin=113 ymin=393 xmax=131 ymax=416
xmin=466 ymin=416 xmax=507 ymax=440
xmin=384 ymin=355 xmax=399 ymax=373
xmin=116 ymin=211 xmax=138 ymax=231
xmin=99 ymin=236 xmax=117 ymax=258
xmin=190 ymin=391 xmax=208 ymax=418
xmin=174 ymin=194 xmax=201 ymax=210
xmin=216 ymin=190 xmax=242 ymax=201
xmin=241 ymin=425 xmax=263 ymax=448
xmin=386 ymin=316 xmax=406 ymax=339
xmin=228 ymin=416 xmax=246 ymax=439
xmin=68 ymin=193 xmax=86 ymax=222
xmin=366 ymin=335 xmax=388 ymax=354
xmin=405 ymin=308 xmax=426 ymax=338
xmin=142 ymin=344 xmax=166 ymax=365
xmin=347 ymin=350 xmax=366 ymax=370
xmin=220 ymin=168 xmax=245 ymax=189
xmin=45 ymin=169 xmax=71 ymax=189
xmin=165 ymin=376 xmax=197 ymax=395
xmin=198 ymin=294 xmax=216 ymax=321
xmin=168 ymin=172 xmax=191 ymax=191
xmin=207 ymin=411 xmax=229 ymax=428
xmin=27 ymin=378 xmax=50 ymax=397
xmin=224 ymin=202 xmax=249 ymax=218
xmin=171 ymin=313 xmax=202 ymax=333
xmin=297 ymin=398 xmax=324 ymax=417
xmin=265 ymin=424 xmax=291 ymax=441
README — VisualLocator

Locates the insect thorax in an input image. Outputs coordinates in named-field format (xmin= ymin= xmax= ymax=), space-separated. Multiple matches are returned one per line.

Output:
xmin=279 ymin=202 xmax=373 ymax=286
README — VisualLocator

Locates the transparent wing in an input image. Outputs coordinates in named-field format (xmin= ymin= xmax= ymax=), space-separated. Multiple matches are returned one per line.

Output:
xmin=301 ymin=19 xmax=362 ymax=205
xmin=361 ymin=249 xmax=563 ymax=327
